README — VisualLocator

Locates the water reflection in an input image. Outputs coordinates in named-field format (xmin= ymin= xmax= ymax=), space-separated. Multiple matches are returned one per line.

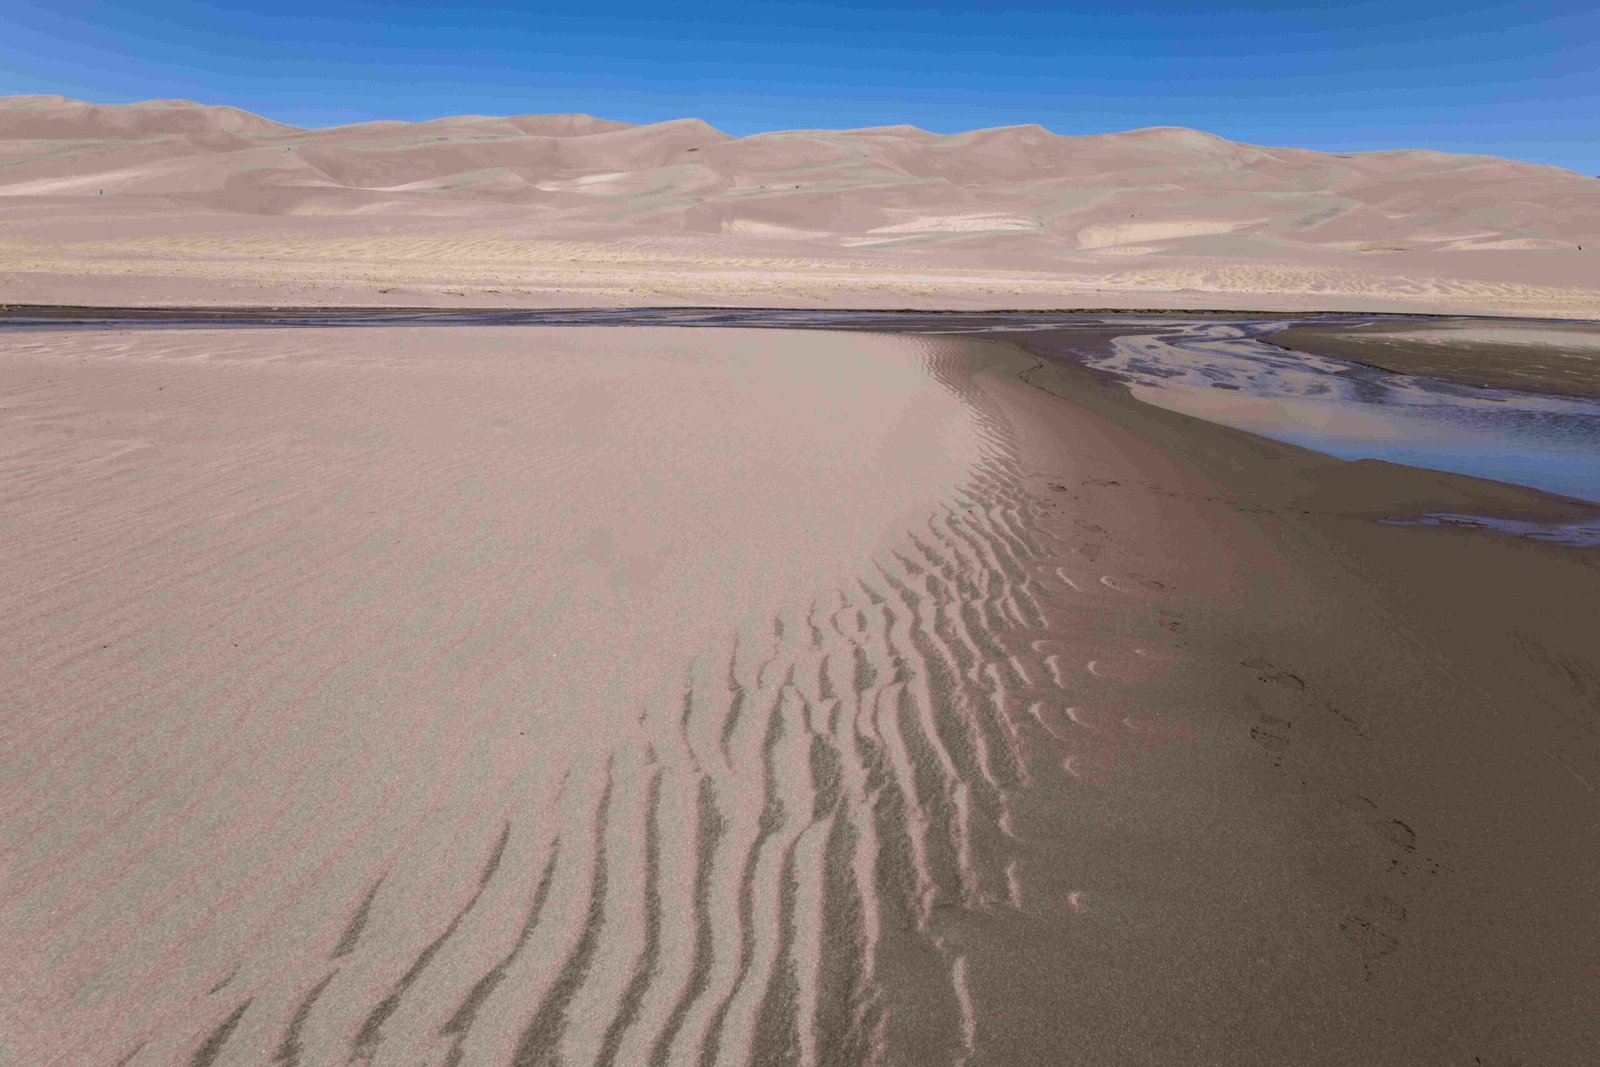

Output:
xmin=1087 ymin=322 xmax=1600 ymax=504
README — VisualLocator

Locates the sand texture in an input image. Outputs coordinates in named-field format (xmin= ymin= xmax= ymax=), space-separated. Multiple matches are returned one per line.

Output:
xmin=1268 ymin=318 xmax=1600 ymax=398
xmin=1 ymin=95 xmax=1598 ymax=317
xmin=0 ymin=326 xmax=1025 ymax=1063
xmin=3 ymin=319 xmax=1598 ymax=1064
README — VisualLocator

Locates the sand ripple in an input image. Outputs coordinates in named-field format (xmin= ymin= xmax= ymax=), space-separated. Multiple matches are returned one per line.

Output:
xmin=0 ymin=326 xmax=1173 ymax=1065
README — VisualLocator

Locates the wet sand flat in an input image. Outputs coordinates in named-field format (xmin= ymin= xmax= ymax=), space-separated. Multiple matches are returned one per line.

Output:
xmin=1072 ymin=319 xmax=1600 ymax=504
xmin=968 ymin=331 xmax=1600 ymax=1062
xmin=2 ymin=321 xmax=1598 ymax=1064
xmin=1268 ymin=318 xmax=1600 ymax=399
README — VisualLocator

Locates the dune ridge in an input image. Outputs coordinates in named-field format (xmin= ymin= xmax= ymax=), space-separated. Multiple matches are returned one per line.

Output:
xmin=0 ymin=96 xmax=1596 ymax=316
xmin=0 ymin=325 xmax=1190 ymax=1064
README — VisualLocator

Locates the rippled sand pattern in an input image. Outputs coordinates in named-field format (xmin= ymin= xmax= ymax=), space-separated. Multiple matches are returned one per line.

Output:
xmin=0 ymin=326 xmax=1157 ymax=1065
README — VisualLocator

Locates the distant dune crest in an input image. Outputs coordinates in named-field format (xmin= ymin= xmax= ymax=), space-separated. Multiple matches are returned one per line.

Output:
xmin=0 ymin=94 xmax=1591 ymax=248
xmin=0 ymin=95 xmax=1594 ymax=316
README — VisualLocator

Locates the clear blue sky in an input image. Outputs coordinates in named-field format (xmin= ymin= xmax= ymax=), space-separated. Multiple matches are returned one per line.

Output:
xmin=3 ymin=1 xmax=1596 ymax=174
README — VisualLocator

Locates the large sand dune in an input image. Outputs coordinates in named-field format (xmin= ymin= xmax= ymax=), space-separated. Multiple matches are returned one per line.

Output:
xmin=0 ymin=96 xmax=1596 ymax=316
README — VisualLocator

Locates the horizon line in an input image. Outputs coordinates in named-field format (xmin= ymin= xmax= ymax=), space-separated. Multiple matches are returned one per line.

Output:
xmin=3 ymin=91 xmax=1588 ymax=175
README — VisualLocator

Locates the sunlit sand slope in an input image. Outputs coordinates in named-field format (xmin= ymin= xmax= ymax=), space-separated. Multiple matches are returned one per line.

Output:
xmin=1 ymin=326 xmax=1133 ymax=1064
xmin=0 ymin=96 xmax=1595 ymax=315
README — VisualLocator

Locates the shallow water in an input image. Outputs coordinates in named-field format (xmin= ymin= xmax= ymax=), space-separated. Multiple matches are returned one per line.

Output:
xmin=1380 ymin=513 xmax=1600 ymax=548
xmin=1084 ymin=321 xmax=1600 ymax=504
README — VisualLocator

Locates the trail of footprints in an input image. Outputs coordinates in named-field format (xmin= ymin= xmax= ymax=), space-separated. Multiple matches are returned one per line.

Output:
xmin=1241 ymin=656 xmax=1443 ymax=982
xmin=150 ymin=352 xmax=1196 ymax=1067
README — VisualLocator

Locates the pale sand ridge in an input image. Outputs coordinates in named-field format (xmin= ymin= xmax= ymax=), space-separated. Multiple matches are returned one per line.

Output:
xmin=0 ymin=326 xmax=1106 ymax=1063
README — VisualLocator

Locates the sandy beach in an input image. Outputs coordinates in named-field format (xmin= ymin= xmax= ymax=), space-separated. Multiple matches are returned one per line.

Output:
xmin=1 ymin=313 xmax=1596 ymax=1064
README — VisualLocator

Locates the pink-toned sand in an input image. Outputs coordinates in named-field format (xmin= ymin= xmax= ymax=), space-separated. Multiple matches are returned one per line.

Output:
xmin=3 ymin=320 xmax=1597 ymax=1064
xmin=0 ymin=95 xmax=1596 ymax=317
xmin=0 ymin=325 xmax=1091 ymax=1063
xmin=3 ymin=92 xmax=1599 ymax=1066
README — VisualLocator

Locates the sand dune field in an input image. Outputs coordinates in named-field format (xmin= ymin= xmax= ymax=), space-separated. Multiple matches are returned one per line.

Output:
xmin=0 ymin=96 xmax=1596 ymax=316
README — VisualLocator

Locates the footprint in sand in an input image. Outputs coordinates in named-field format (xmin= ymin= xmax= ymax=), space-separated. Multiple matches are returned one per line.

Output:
xmin=1369 ymin=816 xmax=1443 ymax=875
xmin=1341 ymin=793 xmax=1443 ymax=877
xmin=1340 ymin=893 xmax=1407 ymax=978
xmin=1250 ymin=713 xmax=1292 ymax=765
xmin=1368 ymin=817 xmax=1418 ymax=854
xmin=1241 ymin=658 xmax=1306 ymax=690
xmin=1335 ymin=790 xmax=1380 ymax=816
xmin=1322 ymin=701 xmax=1372 ymax=741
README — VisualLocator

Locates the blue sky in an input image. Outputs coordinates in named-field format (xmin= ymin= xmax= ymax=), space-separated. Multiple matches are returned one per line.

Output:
xmin=3 ymin=1 xmax=1596 ymax=174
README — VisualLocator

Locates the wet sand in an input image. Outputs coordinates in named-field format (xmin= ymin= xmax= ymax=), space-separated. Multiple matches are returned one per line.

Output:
xmin=1268 ymin=317 xmax=1600 ymax=399
xmin=1 ymin=320 xmax=1597 ymax=1064
xmin=1070 ymin=319 xmax=1600 ymax=505
xmin=986 ymin=327 xmax=1600 ymax=1062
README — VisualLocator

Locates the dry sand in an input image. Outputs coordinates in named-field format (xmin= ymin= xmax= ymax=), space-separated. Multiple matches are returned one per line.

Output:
xmin=1 ymin=95 xmax=1598 ymax=317
xmin=0 ymin=326 xmax=1012 ymax=1063
xmin=2 ymin=318 xmax=1597 ymax=1064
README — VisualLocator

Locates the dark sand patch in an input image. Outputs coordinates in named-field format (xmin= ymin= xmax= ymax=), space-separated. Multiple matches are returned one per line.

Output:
xmin=1267 ymin=318 xmax=1600 ymax=399
xmin=956 ymin=326 xmax=1600 ymax=1063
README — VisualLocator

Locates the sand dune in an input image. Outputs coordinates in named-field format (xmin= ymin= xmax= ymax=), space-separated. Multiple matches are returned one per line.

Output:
xmin=0 ymin=96 xmax=1595 ymax=315
xmin=0 ymin=325 xmax=1142 ymax=1064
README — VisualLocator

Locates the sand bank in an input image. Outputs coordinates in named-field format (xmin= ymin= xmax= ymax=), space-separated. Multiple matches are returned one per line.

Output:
xmin=1 ymin=320 xmax=1596 ymax=1064
xmin=1072 ymin=319 xmax=1600 ymax=504
xmin=1267 ymin=317 xmax=1600 ymax=399
xmin=803 ymin=322 xmax=1599 ymax=1063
